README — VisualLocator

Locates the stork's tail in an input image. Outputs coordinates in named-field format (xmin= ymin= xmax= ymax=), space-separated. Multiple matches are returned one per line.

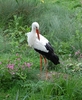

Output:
xmin=50 ymin=53 xmax=60 ymax=65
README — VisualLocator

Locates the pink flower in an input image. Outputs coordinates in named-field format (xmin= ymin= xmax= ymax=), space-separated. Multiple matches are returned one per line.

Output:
xmin=26 ymin=63 xmax=31 ymax=68
xmin=75 ymin=50 xmax=80 ymax=56
xmin=24 ymin=62 xmax=32 ymax=68
xmin=7 ymin=64 xmax=14 ymax=70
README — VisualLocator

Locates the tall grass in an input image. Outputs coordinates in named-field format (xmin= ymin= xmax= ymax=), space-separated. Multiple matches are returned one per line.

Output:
xmin=0 ymin=0 xmax=82 ymax=100
xmin=0 ymin=0 xmax=82 ymax=59
xmin=0 ymin=0 xmax=45 ymax=27
xmin=1 ymin=75 xmax=82 ymax=100
xmin=0 ymin=0 xmax=82 ymax=53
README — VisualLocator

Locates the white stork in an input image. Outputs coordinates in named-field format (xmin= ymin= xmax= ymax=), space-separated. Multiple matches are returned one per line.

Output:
xmin=25 ymin=22 xmax=60 ymax=79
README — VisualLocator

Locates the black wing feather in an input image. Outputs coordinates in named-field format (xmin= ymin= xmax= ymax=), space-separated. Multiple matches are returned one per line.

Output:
xmin=45 ymin=42 xmax=54 ymax=53
xmin=34 ymin=42 xmax=60 ymax=65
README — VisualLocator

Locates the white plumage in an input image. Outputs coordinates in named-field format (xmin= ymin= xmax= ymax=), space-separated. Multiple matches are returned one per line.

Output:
xmin=25 ymin=22 xmax=60 ymax=65
xmin=26 ymin=22 xmax=49 ymax=53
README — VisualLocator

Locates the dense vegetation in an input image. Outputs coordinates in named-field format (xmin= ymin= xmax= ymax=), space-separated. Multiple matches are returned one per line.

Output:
xmin=0 ymin=0 xmax=82 ymax=100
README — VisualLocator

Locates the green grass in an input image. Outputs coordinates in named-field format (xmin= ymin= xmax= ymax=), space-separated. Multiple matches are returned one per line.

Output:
xmin=0 ymin=0 xmax=82 ymax=100
xmin=0 ymin=75 xmax=82 ymax=100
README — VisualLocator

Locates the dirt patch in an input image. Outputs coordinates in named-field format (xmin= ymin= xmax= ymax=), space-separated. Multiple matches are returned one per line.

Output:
xmin=38 ymin=71 xmax=69 ymax=81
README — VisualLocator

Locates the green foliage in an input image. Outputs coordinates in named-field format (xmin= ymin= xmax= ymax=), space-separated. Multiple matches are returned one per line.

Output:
xmin=0 ymin=33 xmax=12 ymax=53
xmin=70 ymin=30 xmax=82 ymax=51
xmin=1 ymin=75 xmax=82 ymax=100
xmin=4 ymin=15 xmax=29 ymax=45
xmin=0 ymin=0 xmax=82 ymax=100
xmin=0 ymin=52 xmax=35 ymax=91
xmin=0 ymin=0 xmax=45 ymax=27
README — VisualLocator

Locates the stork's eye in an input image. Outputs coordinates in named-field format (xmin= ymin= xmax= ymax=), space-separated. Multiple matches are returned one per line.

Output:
xmin=36 ymin=27 xmax=37 ymax=29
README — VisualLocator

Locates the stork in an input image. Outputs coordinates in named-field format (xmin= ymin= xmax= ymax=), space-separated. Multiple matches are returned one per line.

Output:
xmin=25 ymin=22 xmax=60 ymax=79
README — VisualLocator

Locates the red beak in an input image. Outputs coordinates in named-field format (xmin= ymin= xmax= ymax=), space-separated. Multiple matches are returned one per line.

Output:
xmin=36 ymin=29 xmax=40 ymax=40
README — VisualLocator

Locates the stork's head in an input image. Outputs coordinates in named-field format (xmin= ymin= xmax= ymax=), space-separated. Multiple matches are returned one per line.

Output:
xmin=32 ymin=22 xmax=40 ymax=40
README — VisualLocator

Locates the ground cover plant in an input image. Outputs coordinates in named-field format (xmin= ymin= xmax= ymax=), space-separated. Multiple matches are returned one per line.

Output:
xmin=0 ymin=0 xmax=82 ymax=100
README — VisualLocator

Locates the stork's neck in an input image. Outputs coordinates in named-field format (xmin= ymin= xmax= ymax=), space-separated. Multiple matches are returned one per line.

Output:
xmin=30 ymin=28 xmax=36 ymax=40
xmin=31 ymin=28 xmax=36 ymax=34
xmin=28 ymin=28 xmax=36 ymax=47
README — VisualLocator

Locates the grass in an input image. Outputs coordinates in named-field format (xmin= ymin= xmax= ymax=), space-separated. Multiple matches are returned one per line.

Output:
xmin=0 ymin=75 xmax=82 ymax=100
xmin=0 ymin=0 xmax=82 ymax=100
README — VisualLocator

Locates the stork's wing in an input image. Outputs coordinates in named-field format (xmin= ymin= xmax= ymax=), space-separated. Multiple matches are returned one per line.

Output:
xmin=33 ymin=34 xmax=49 ymax=52
xmin=45 ymin=42 xmax=54 ymax=53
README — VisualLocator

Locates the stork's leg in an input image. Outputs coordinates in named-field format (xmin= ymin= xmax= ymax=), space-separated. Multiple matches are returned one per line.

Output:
xmin=40 ymin=55 xmax=43 ymax=71
xmin=44 ymin=58 xmax=48 ymax=80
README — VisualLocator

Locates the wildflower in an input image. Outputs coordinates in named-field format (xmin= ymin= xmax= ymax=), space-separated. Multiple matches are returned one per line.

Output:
xmin=24 ymin=62 xmax=32 ymax=68
xmin=75 ymin=50 xmax=80 ymax=56
xmin=26 ymin=63 xmax=32 ymax=68
xmin=7 ymin=64 xmax=14 ymax=70
xmin=10 ymin=72 xmax=15 ymax=75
